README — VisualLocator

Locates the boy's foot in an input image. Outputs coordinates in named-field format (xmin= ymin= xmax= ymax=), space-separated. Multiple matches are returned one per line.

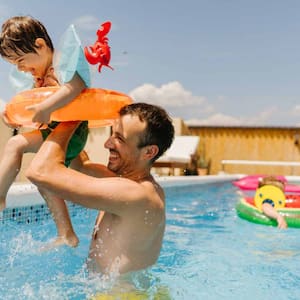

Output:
xmin=40 ymin=234 xmax=79 ymax=251
xmin=53 ymin=234 xmax=79 ymax=248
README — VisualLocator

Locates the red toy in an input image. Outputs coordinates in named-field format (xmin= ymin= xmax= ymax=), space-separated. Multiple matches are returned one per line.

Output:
xmin=84 ymin=21 xmax=113 ymax=72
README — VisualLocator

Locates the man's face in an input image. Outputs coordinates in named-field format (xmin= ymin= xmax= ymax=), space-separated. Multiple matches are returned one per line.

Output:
xmin=104 ymin=114 xmax=147 ymax=175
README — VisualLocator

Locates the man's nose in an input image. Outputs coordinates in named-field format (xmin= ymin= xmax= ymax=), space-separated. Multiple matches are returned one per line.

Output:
xmin=104 ymin=136 xmax=113 ymax=148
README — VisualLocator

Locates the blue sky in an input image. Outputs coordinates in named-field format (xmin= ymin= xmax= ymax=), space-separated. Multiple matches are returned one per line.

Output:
xmin=1 ymin=0 xmax=300 ymax=126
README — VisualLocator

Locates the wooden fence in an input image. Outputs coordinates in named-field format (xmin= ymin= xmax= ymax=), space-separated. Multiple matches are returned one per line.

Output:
xmin=188 ymin=125 xmax=300 ymax=175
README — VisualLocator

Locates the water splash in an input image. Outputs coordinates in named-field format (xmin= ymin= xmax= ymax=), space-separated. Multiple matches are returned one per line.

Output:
xmin=8 ymin=231 xmax=44 ymax=267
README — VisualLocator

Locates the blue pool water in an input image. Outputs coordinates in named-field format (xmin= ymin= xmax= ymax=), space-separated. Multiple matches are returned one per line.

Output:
xmin=1 ymin=179 xmax=300 ymax=299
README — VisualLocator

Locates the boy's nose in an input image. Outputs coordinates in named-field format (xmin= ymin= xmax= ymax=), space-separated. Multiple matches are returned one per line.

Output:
xmin=17 ymin=64 xmax=25 ymax=72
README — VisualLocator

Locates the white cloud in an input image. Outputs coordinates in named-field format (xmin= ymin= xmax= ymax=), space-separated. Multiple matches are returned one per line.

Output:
xmin=186 ymin=113 xmax=242 ymax=126
xmin=246 ymin=106 xmax=278 ymax=124
xmin=129 ymin=81 xmax=214 ymax=113
xmin=186 ymin=106 xmax=279 ymax=126
xmin=129 ymin=81 xmax=284 ymax=126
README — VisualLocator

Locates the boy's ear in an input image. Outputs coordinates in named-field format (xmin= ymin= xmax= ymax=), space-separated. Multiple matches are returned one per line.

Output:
xmin=34 ymin=38 xmax=46 ymax=49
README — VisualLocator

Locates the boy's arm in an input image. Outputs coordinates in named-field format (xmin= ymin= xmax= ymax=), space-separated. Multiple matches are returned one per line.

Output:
xmin=262 ymin=203 xmax=287 ymax=229
xmin=70 ymin=151 xmax=116 ymax=178
xmin=26 ymin=72 xmax=86 ymax=124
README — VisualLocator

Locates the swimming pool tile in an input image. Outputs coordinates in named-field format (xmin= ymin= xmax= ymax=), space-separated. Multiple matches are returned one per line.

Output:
xmin=0 ymin=202 xmax=84 ymax=224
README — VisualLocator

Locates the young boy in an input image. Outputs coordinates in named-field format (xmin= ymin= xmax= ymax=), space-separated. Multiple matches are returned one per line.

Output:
xmin=0 ymin=16 xmax=92 ymax=247
xmin=257 ymin=175 xmax=288 ymax=229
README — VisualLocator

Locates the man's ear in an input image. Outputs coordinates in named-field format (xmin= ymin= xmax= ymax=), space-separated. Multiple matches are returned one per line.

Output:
xmin=143 ymin=145 xmax=159 ymax=161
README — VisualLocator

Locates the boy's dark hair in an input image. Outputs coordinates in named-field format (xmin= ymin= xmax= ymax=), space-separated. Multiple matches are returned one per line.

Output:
xmin=0 ymin=16 xmax=54 ymax=59
xmin=119 ymin=102 xmax=174 ymax=162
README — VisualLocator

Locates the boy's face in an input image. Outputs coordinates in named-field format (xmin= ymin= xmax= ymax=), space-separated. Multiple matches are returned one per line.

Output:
xmin=5 ymin=38 xmax=52 ymax=79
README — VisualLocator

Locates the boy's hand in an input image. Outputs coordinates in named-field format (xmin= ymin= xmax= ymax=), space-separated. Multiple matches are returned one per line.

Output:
xmin=276 ymin=214 xmax=288 ymax=229
xmin=26 ymin=104 xmax=51 ymax=124
xmin=1 ymin=111 xmax=21 ymax=129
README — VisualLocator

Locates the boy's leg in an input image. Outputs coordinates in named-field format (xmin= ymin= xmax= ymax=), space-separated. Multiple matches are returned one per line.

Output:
xmin=38 ymin=188 xmax=79 ymax=248
xmin=36 ymin=121 xmax=88 ymax=248
xmin=0 ymin=130 xmax=43 ymax=210
xmin=0 ymin=128 xmax=78 ymax=247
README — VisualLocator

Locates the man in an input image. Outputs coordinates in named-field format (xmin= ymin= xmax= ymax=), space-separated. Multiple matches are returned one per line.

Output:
xmin=26 ymin=103 xmax=175 ymax=274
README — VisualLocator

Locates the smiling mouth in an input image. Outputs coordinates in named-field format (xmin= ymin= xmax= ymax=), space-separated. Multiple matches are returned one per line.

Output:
xmin=109 ymin=151 xmax=119 ymax=161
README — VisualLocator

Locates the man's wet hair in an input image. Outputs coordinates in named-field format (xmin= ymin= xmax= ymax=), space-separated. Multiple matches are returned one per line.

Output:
xmin=119 ymin=102 xmax=175 ymax=161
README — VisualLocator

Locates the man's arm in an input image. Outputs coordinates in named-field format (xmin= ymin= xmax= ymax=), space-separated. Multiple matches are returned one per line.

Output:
xmin=26 ymin=122 xmax=147 ymax=214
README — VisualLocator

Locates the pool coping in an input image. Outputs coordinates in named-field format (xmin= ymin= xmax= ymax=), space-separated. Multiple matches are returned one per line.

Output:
xmin=5 ymin=174 xmax=241 ymax=208
xmin=7 ymin=174 xmax=300 ymax=208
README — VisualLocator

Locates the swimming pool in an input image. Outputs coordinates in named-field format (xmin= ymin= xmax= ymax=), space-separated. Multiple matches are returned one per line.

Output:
xmin=1 ymin=175 xmax=300 ymax=299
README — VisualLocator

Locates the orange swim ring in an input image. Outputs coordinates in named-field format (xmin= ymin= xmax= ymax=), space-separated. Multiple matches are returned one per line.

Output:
xmin=5 ymin=87 xmax=133 ymax=128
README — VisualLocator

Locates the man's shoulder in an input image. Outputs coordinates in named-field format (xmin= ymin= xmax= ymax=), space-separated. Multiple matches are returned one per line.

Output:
xmin=141 ymin=179 xmax=165 ymax=206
